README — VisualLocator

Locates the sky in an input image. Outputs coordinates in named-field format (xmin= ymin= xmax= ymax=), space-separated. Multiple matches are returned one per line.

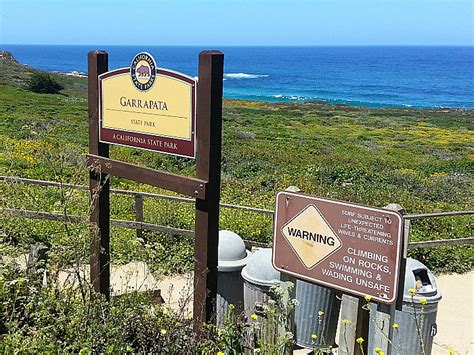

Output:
xmin=0 ymin=0 xmax=473 ymax=46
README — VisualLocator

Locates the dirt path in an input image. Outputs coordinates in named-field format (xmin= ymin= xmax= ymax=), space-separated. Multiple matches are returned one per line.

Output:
xmin=431 ymin=271 xmax=474 ymax=355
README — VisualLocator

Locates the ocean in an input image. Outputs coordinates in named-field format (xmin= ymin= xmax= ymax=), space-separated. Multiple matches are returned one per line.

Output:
xmin=2 ymin=45 xmax=473 ymax=109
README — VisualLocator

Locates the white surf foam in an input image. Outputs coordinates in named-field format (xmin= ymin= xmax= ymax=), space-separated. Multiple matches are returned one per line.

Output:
xmin=224 ymin=73 xmax=269 ymax=79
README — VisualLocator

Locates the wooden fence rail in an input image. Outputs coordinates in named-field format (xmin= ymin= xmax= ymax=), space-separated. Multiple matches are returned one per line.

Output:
xmin=1 ymin=176 xmax=473 ymax=250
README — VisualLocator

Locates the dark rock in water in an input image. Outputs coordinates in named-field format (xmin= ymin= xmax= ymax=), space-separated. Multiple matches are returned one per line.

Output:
xmin=0 ymin=50 xmax=19 ymax=63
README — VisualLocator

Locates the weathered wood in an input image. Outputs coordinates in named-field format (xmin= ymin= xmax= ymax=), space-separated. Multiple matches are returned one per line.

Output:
xmin=1 ymin=208 xmax=195 ymax=236
xmin=86 ymin=155 xmax=207 ymax=199
xmin=1 ymin=209 xmax=270 ymax=249
xmin=407 ymin=237 xmax=474 ymax=249
xmin=404 ymin=210 xmax=474 ymax=219
xmin=381 ymin=203 xmax=406 ymax=354
xmin=338 ymin=294 xmax=359 ymax=355
xmin=6 ymin=176 xmax=474 ymax=220
xmin=88 ymin=50 xmax=110 ymax=299
xmin=193 ymin=50 xmax=224 ymax=334
xmin=2 ymin=206 xmax=472 ymax=250
xmin=135 ymin=194 xmax=144 ymax=239
xmin=354 ymin=297 xmax=369 ymax=355
xmin=2 ymin=208 xmax=86 ymax=223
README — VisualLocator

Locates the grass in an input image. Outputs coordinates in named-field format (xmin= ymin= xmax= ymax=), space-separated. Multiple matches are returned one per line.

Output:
xmin=1 ymin=58 xmax=473 ymax=274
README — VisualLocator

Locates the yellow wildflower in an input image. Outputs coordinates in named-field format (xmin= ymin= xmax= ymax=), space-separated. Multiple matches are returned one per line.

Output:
xmin=379 ymin=352 xmax=385 ymax=355
xmin=318 ymin=310 xmax=325 ymax=316
xmin=364 ymin=295 xmax=372 ymax=302
xmin=421 ymin=298 xmax=427 ymax=305
xmin=311 ymin=334 xmax=318 ymax=340
xmin=217 ymin=352 xmax=224 ymax=355
xmin=374 ymin=347 xmax=382 ymax=353
xmin=408 ymin=288 xmax=417 ymax=295
xmin=342 ymin=319 xmax=351 ymax=325
xmin=448 ymin=350 xmax=455 ymax=355
xmin=393 ymin=323 xmax=399 ymax=329
xmin=356 ymin=337 xmax=364 ymax=344
xmin=160 ymin=329 xmax=167 ymax=335
xmin=251 ymin=313 xmax=258 ymax=320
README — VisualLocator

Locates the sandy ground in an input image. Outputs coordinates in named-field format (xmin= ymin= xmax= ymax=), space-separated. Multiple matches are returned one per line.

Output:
xmin=431 ymin=272 xmax=474 ymax=355
xmin=157 ymin=271 xmax=474 ymax=354
xmin=6 ymin=254 xmax=472 ymax=354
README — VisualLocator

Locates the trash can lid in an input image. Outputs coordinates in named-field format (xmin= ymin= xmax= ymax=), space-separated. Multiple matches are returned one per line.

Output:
xmin=218 ymin=230 xmax=251 ymax=272
xmin=402 ymin=258 xmax=442 ymax=303
xmin=241 ymin=248 xmax=281 ymax=287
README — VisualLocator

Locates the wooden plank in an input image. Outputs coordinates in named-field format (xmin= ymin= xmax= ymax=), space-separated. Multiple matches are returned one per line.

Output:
xmin=88 ymin=50 xmax=110 ymax=299
xmin=408 ymin=237 xmax=474 ymax=249
xmin=1 ymin=176 xmax=275 ymax=214
xmin=405 ymin=211 xmax=474 ymax=219
xmin=8 ymin=207 xmax=473 ymax=252
xmin=1 ymin=208 xmax=195 ymax=237
xmin=243 ymin=239 xmax=271 ymax=250
xmin=0 ymin=176 xmax=89 ymax=191
xmin=86 ymin=154 xmax=207 ymax=199
xmin=193 ymin=50 xmax=224 ymax=334
xmin=2 ymin=209 xmax=86 ymax=223
xmin=111 ymin=220 xmax=195 ymax=237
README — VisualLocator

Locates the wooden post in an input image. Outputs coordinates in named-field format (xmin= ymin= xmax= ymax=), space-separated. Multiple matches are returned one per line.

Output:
xmin=354 ymin=296 xmax=369 ymax=355
xmin=193 ymin=50 xmax=224 ymax=334
xmin=135 ymin=194 xmax=144 ymax=239
xmin=88 ymin=50 xmax=110 ymax=299
xmin=371 ymin=204 xmax=406 ymax=355
xmin=338 ymin=294 xmax=359 ymax=355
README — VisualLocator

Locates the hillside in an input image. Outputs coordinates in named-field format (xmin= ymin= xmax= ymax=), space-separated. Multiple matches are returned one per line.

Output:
xmin=1 ymin=57 xmax=473 ymax=273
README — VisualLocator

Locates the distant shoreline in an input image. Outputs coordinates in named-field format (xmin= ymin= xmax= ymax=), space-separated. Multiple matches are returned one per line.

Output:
xmin=2 ymin=46 xmax=473 ymax=111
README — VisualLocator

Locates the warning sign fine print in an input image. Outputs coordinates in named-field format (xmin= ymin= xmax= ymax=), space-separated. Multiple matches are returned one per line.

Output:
xmin=273 ymin=192 xmax=403 ymax=304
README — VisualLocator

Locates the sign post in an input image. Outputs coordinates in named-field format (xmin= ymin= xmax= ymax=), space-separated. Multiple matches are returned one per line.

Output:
xmin=88 ymin=51 xmax=110 ymax=299
xmin=87 ymin=50 xmax=223 ymax=333
xmin=273 ymin=191 xmax=403 ymax=354
xmin=193 ymin=51 xmax=224 ymax=332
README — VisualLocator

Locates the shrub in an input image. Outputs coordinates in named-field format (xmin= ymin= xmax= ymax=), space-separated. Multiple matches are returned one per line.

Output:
xmin=26 ymin=72 xmax=64 ymax=94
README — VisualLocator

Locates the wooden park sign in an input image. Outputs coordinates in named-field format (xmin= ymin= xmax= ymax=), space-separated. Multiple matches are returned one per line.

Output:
xmin=273 ymin=191 xmax=403 ymax=304
xmin=99 ymin=53 xmax=196 ymax=157
xmin=86 ymin=50 xmax=223 ymax=333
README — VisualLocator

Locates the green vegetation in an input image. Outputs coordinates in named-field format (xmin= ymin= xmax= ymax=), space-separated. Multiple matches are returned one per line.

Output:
xmin=1 ymin=58 xmax=473 ymax=275
xmin=26 ymin=72 xmax=64 ymax=94
xmin=0 ymin=54 xmax=472 ymax=353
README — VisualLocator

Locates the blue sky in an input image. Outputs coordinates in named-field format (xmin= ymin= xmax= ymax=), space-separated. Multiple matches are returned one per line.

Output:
xmin=1 ymin=0 xmax=472 ymax=45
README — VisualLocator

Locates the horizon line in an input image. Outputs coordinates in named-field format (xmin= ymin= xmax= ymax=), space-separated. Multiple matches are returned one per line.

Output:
xmin=2 ymin=43 xmax=473 ymax=47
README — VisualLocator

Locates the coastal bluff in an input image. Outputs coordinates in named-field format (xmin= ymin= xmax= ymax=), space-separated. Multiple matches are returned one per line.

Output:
xmin=0 ymin=50 xmax=19 ymax=63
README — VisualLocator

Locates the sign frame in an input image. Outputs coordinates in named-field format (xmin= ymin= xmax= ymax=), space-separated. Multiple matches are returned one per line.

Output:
xmin=98 ymin=66 xmax=197 ymax=158
xmin=87 ymin=50 xmax=223 ymax=336
xmin=272 ymin=191 xmax=403 ymax=304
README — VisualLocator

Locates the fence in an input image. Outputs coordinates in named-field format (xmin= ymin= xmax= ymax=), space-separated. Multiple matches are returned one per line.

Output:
xmin=1 ymin=176 xmax=473 ymax=250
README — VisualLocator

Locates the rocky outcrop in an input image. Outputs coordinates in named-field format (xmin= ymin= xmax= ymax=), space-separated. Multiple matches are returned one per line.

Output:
xmin=0 ymin=50 xmax=19 ymax=63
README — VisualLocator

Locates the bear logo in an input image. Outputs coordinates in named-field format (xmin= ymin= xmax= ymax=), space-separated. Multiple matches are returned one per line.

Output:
xmin=130 ymin=52 xmax=156 ymax=91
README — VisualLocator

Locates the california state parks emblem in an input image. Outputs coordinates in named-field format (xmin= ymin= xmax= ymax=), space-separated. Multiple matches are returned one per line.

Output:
xmin=130 ymin=52 xmax=156 ymax=91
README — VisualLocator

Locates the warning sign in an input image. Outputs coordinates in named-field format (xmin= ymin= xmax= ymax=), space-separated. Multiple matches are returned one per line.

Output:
xmin=281 ymin=205 xmax=342 ymax=269
xmin=273 ymin=192 xmax=403 ymax=304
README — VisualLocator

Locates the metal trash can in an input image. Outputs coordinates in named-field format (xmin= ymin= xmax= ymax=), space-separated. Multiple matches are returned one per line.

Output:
xmin=217 ymin=230 xmax=251 ymax=326
xmin=295 ymin=279 xmax=341 ymax=350
xmin=369 ymin=258 xmax=442 ymax=355
xmin=241 ymin=248 xmax=281 ymax=317
xmin=241 ymin=248 xmax=283 ymax=350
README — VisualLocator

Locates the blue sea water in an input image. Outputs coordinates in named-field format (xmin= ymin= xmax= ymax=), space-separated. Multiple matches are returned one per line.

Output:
xmin=2 ymin=45 xmax=473 ymax=108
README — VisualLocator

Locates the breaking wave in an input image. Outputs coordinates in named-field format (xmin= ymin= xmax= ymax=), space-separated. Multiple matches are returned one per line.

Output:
xmin=224 ymin=73 xmax=269 ymax=79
